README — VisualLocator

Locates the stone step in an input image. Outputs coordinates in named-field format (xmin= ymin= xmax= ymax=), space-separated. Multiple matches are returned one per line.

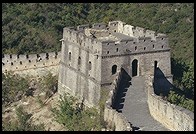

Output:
xmin=120 ymin=76 xmax=168 ymax=131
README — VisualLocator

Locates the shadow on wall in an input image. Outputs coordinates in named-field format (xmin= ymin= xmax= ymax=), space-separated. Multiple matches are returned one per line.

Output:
xmin=112 ymin=68 xmax=132 ymax=112
xmin=153 ymin=67 xmax=174 ymax=96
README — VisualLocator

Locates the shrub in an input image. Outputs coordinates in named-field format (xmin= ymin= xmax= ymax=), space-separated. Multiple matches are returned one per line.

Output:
xmin=51 ymin=93 xmax=102 ymax=131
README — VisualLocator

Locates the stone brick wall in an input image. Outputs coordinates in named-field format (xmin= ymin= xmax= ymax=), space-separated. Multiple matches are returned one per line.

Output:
xmin=101 ymin=50 xmax=172 ymax=85
xmin=104 ymin=71 xmax=132 ymax=131
xmin=145 ymin=76 xmax=194 ymax=131
xmin=58 ymin=29 xmax=102 ymax=107
xmin=2 ymin=52 xmax=61 ymax=77
xmin=59 ymin=20 xmax=172 ymax=108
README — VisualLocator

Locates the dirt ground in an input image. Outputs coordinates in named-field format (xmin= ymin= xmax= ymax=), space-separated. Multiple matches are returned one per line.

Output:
xmin=2 ymin=93 xmax=66 ymax=131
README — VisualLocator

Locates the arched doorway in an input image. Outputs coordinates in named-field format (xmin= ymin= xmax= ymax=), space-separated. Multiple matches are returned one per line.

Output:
xmin=132 ymin=59 xmax=138 ymax=77
xmin=112 ymin=65 xmax=117 ymax=75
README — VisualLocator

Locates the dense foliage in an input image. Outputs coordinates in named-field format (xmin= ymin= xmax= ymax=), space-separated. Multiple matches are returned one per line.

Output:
xmin=2 ymin=3 xmax=194 ymax=62
xmin=2 ymin=71 xmax=29 ymax=107
xmin=3 ymin=106 xmax=45 ymax=131
xmin=167 ymin=90 xmax=194 ymax=112
xmin=51 ymin=94 xmax=103 ymax=131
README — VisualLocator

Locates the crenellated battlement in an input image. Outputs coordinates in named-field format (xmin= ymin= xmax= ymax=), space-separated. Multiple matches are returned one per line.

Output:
xmin=62 ymin=21 xmax=169 ymax=58
xmin=2 ymin=52 xmax=61 ymax=73
xmin=108 ymin=20 xmax=168 ymax=41
xmin=63 ymin=27 xmax=102 ymax=55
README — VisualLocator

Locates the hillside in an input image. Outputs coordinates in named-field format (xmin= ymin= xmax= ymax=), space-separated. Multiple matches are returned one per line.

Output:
xmin=2 ymin=3 xmax=194 ymax=63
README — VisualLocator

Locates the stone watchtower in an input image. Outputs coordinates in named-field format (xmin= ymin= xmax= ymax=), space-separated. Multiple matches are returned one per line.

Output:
xmin=58 ymin=20 xmax=173 ymax=107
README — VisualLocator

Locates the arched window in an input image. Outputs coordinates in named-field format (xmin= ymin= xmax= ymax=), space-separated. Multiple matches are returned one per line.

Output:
xmin=89 ymin=61 xmax=92 ymax=70
xmin=46 ymin=53 xmax=49 ymax=60
xmin=132 ymin=59 xmax=138 ymax=77
xmin=112 ymin=65 xmax=117 ymax=75
xmin=69 ymin=52 xmax=71 ymax=61
xmin=78 ymin=56 xmax=81 ymax=65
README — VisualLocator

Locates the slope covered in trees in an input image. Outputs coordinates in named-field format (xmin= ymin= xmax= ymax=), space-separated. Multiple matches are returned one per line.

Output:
xmin=2 ymin=3 xmax=194 ymax=62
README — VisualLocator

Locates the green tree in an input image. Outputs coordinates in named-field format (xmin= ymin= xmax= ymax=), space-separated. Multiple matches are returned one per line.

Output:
xmin=2 ymin=71 xmax=29 ymax=107
xmin=167 ymin=90 xmax=194 ymax=112
xmin=182 ymin=60 xmax=194 ymax=98
xmin=51 ymin=93 xmax=102 ymax=131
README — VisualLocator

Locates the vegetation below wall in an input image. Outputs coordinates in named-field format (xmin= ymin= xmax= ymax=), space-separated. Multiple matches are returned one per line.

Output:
xmin=2 ymin=71 xmax=29 ymax=107
xmin=2 ymin=70 xmax=65 ymax=131
xmin=2 ymin=71 xmax=104 ymax=131
xmin=3 ymin=106 xmax=45 ymax=131
xmin=51 ymin=93 xmax=103 ymax=131
xmin=2 ymin=71 xmax=58 ymax=109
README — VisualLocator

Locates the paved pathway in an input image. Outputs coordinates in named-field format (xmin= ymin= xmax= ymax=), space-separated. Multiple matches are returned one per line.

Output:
xmin=119 ymin=76 xmax=169 ymax=131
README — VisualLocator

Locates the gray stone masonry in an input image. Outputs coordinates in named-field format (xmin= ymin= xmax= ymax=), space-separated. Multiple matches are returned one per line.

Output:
xmin=58 ymin=20 xmax=171 ymax=107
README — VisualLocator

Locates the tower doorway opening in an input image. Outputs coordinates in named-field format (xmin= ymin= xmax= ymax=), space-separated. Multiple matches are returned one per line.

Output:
xmin=112 ymin=65 xmax=117 ymax=75
xmin=154 ymin=61 xmax=158 ymax=74
xmin=132 ymin=59 xmax=138 ymax=77
xmin=154 ymin=61 xmax=158 ymax=69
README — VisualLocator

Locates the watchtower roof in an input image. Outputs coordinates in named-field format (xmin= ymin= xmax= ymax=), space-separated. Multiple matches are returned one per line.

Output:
xmin=83 ymin=28 xmax=136 ymax=42
xmin=112 ymin=32 xmax=135 ymax=41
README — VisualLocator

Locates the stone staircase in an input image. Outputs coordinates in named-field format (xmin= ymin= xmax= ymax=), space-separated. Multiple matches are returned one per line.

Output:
xmin=119 ymin=76 xmax=169 ymax=131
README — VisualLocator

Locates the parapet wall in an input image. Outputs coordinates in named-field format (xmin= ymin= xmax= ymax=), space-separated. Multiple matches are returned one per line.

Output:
xmin=64 ymin=21 xmax=170 ymax=58
xmin=104 ymin=70 xmax=132 ymax=131
xmin=2 ymin=52 xmax=61 ymax=76
xmin=109 ymin=20 xmax=167 ymax=39
xmin=63 ymin=27 xmax=102 ymax=55
xmin=145 ymin=76 xmax=194 ymax=131
xmin=104 ymin=21 xmax=169 ymax=57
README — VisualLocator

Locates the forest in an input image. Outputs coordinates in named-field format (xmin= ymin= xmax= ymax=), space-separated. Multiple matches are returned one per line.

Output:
xmin=2 ymin=3 xmax=194 ymax=111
